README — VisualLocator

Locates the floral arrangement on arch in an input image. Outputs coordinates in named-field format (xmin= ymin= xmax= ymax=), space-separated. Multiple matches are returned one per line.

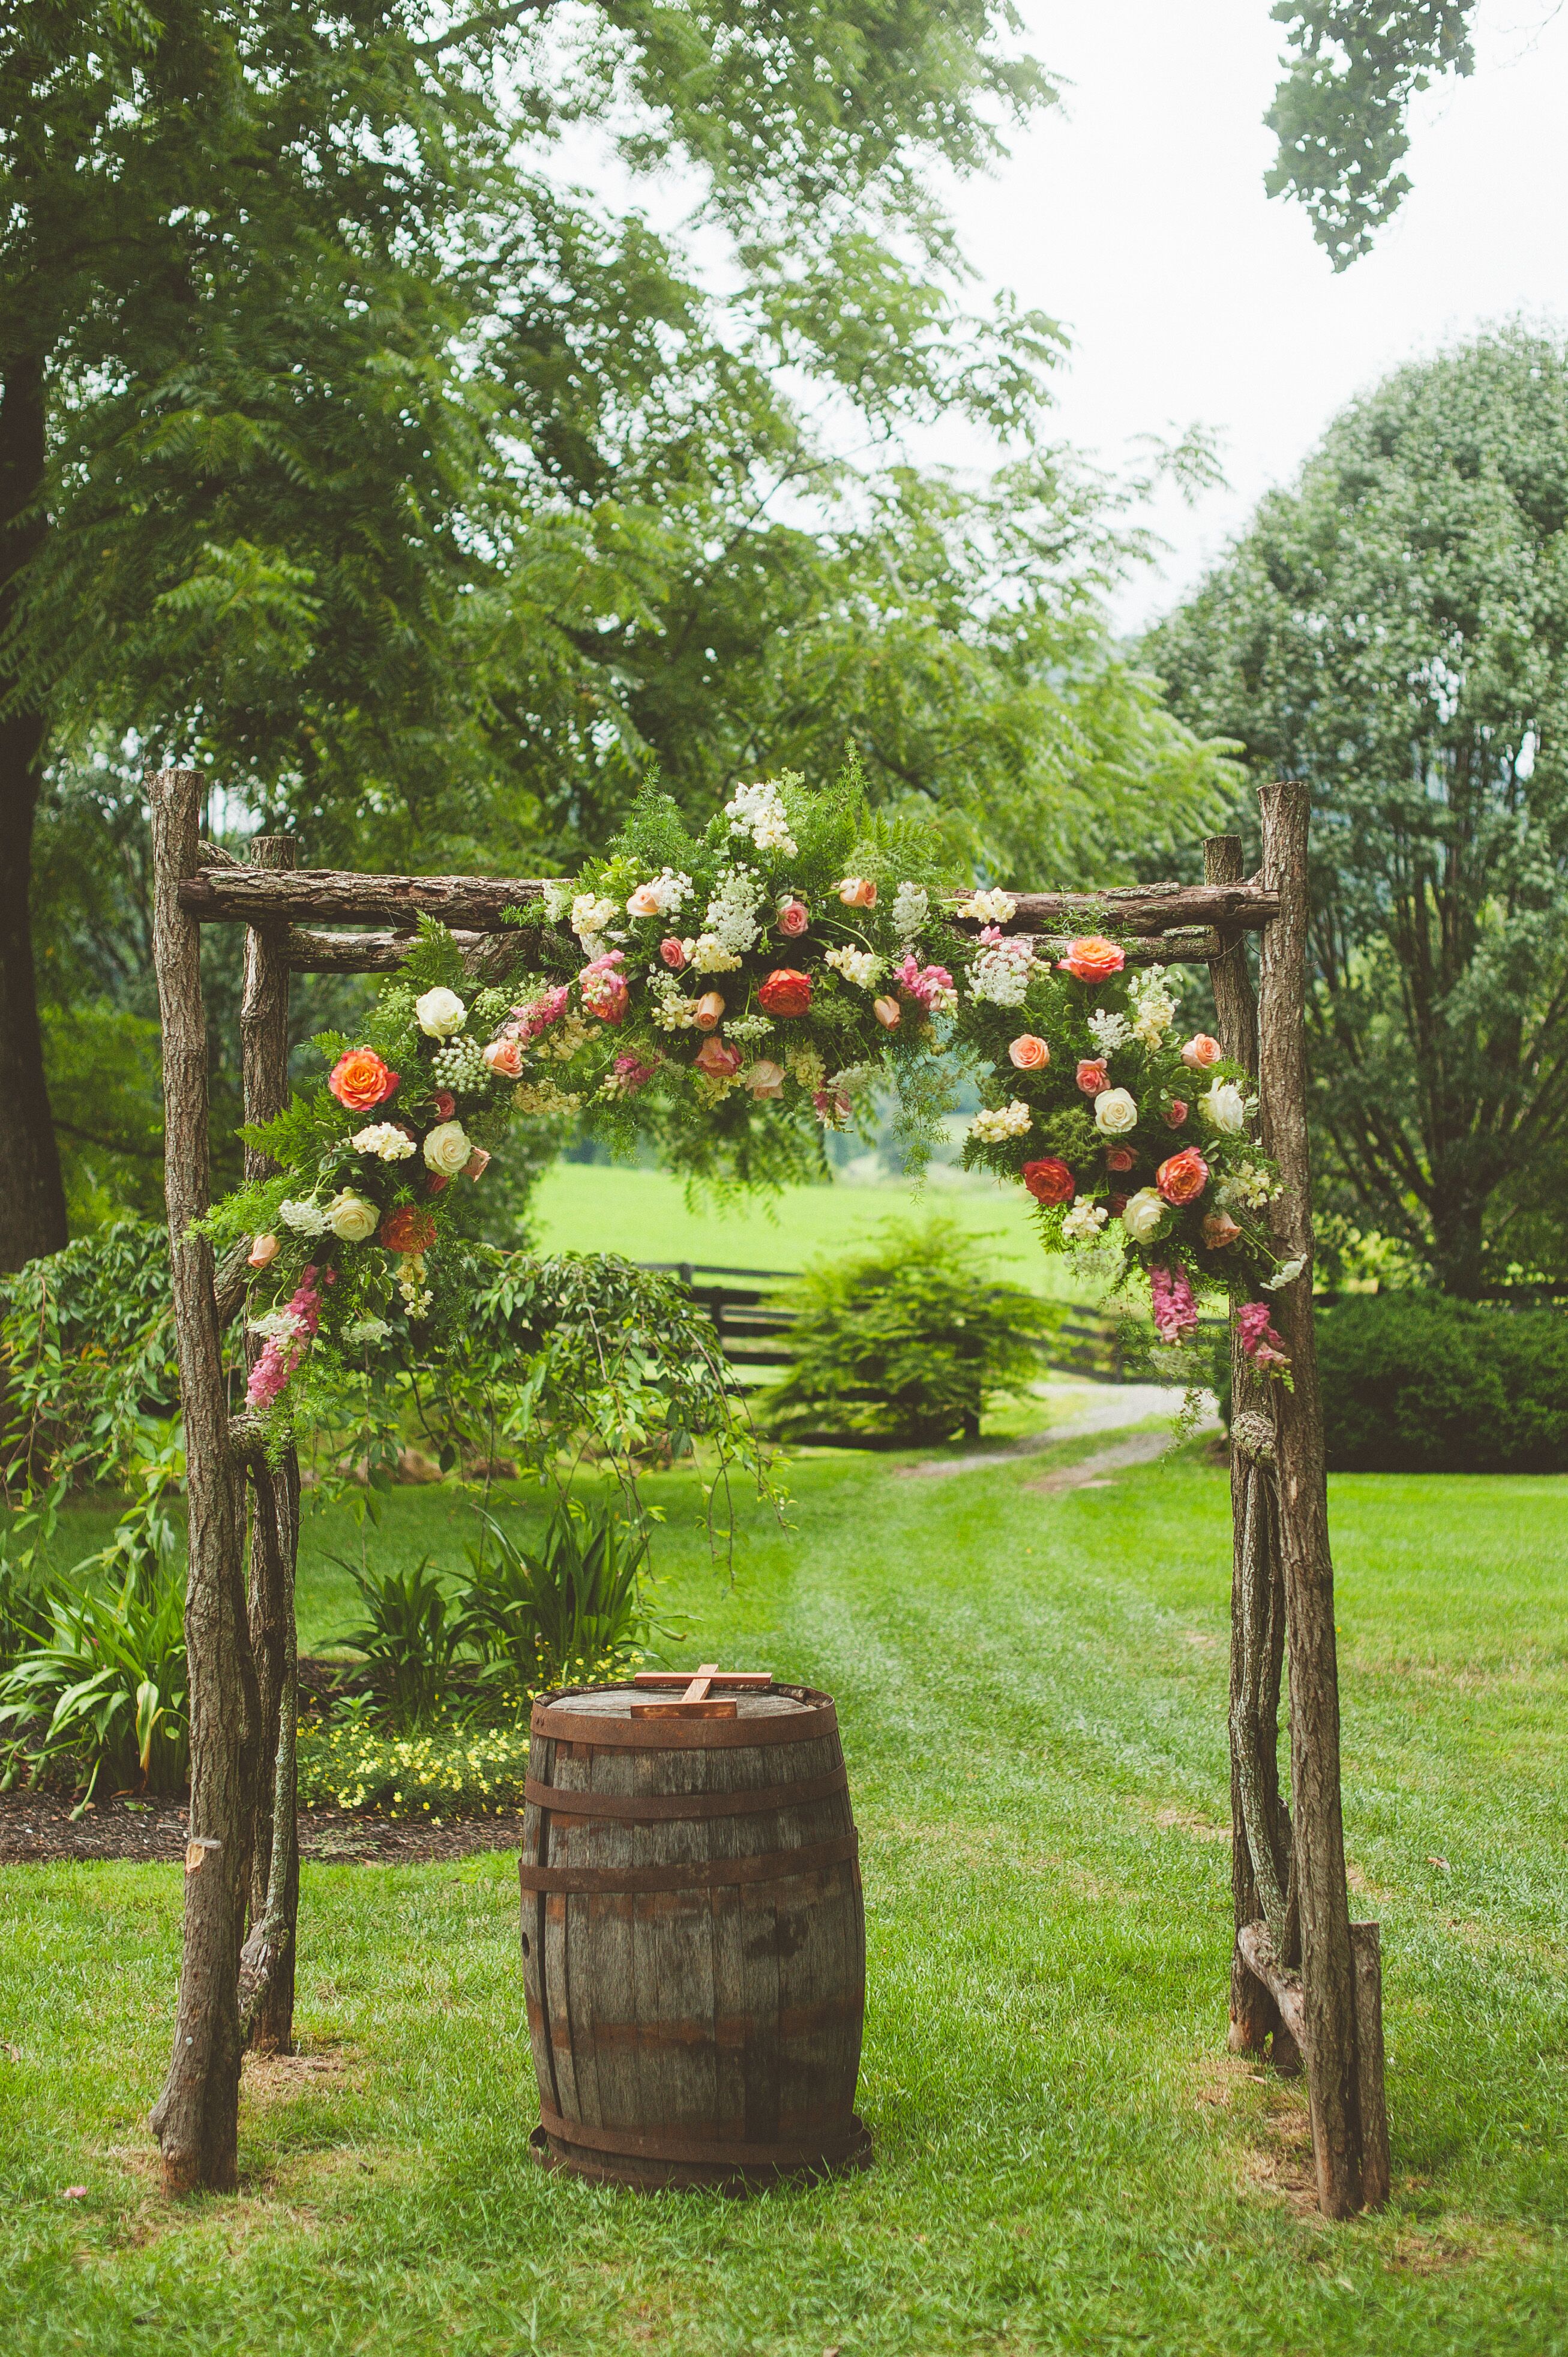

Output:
xmin=208 ymin=770 xmax=1299 ymax=1430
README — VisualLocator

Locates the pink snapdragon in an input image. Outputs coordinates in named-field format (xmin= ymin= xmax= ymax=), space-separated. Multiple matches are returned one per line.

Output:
xmin=611 ymin=1051 xmax=659 ymax=1093
xmin=245 ymin=1265 xmax=323 ymax=1412
xmin=894 ymin=950 xmax=955 ymax=1011
xmin=1150 ymin=1263 xmax=1199 ymax=1344
xmin=509 ymin=986 xmax=570 ymax=1043
xmin=1236 ymin=1299 xmax=1290 ymax=1371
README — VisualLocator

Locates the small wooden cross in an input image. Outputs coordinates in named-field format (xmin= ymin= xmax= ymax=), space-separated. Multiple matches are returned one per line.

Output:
xmin=629 ymin=1664 xmax=773 ymax=1720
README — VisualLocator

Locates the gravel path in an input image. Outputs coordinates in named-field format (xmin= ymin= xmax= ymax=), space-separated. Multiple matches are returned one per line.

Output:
xmin=895 ymin=1380 xmax=1219 ymax=1480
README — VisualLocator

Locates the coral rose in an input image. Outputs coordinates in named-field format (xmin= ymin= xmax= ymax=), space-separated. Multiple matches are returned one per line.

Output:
xmin=1022 ymin=1157 xmax=1075 ymax=1207
xmin=694 ymin=990 xmax=725 ymax=1031
xmin=482 ymin=1037 xmax=523 ymax=1078
xmin=873 ymin=996 xmax=901 ymax=1029
xmin=693 ymin=1036 xmax=743 ymax=1080
xmin=837 ymin=877 xmax=877 ymax=909
xmin=1156 ymin=1148 xmax=1210 ymax=1207
xmin=328 ymin=1048 xmax=397 ymax=1113
xmin=1105 ymin=1146 xmax=1135 ymax=1173
xmin=1076 ymin=1058 xmax=1109 ymax=1096
xmin=659 ymin=937 xmax=688 ymax=971
xmin=776 ymin=897 xmax=810 ymax=937
xmin=1202 ymin=1210 xmax=1242 ymax=1249
xmin=1058 ymin=936 xmax=1126 ymax=983
xmin=247 ymin=1232 xmax=280 ymax=1268
xmin=758 ymin=968 xmax=812 ymax=1017
xmin=1181 ymin=1033 xmax=1222 ymax=1071
xmin=1008 ymin=1034 xmax=1050 ymax=1070
xmin=381 ymin=1205 xmax=437 ymax=1255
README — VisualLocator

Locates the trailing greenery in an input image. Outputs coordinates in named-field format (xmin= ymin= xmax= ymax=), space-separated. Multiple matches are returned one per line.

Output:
xmin=1316 ymin=1294 xmax=1568 ymax=1474
xmin=1150 ymin=328 xmax=1568 ymax=1292
xmin=761 ymin=1218 xmax=1060 ymax=1444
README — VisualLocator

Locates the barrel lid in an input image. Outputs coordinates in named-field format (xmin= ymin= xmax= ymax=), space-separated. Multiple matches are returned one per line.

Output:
xmin=532 ymin=1680 xmax=838 ymax=1748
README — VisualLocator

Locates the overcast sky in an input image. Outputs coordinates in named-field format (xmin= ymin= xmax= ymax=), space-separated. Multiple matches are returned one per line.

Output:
xmin=940 ymin=0 xmax=1568 ymax=628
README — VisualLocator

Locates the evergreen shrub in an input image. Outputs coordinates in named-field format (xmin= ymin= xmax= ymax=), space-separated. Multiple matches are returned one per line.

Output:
xmin=1317 ymin=1296 xmax=1568 ymax=1473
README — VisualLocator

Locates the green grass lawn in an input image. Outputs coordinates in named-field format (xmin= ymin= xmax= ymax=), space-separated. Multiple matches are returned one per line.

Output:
xmin=4 ymin=1445 xmax=1567 ymax=2355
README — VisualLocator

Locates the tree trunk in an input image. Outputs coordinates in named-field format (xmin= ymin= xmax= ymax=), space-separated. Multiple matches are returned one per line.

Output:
xmin=0 ymin=354 xmax=67 ymax=1271
xmin=146 ymin=768 xmax=260 ymax=2195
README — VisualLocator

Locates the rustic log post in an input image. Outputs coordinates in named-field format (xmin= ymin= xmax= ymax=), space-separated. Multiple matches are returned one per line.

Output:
xmin=239 ymin=835 xmax=301 ymax=2054
xmin=1351 ymin=1922 xmax=1391 ymax=2208
xmin=146 ymin=769 xmax=259 ymax=2194
xmin=1256 ymin=779 xmax=1369 ymax=2217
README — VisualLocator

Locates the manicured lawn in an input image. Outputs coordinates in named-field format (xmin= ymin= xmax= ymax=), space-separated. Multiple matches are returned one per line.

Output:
xmin=4 ymin=1445 xmax=1567 ymax=2354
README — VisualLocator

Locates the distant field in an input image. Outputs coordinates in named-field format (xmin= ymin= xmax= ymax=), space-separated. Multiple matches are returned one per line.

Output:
xmin=528 ymin=1160 xmax=1096 ymax=1296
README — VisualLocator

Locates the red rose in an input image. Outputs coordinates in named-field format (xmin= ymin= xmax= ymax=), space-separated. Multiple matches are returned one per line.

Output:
xmin=1057 ymin=935 xmax=1126 ymax=983
xmin=381 ymin=1205 xmax=437 ymax=1255
xmin=328 ymin=1048 xmax=398 ymax=1112
xmin=1156 ymin=1148 xmax=1210 ymax=1207
xmin=758 ymin=968 xmax=812 ymax=1017
xmin=1105 ymin=1146 xmax=1135 ymax=1173
xmin=1077 ymin=1059 xmax=1109 ymax=1096
xmin=1022 ymin=1157 xmax=1075 ymax=1207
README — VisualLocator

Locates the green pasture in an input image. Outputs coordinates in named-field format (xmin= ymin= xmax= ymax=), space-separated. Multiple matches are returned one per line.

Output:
xmin=4 ymin=1440 xmax=1567 ymax=2354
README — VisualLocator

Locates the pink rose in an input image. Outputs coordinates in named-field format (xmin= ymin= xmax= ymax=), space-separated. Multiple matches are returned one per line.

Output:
xmin=463 ymin=1147 xmax=491 ymax=1182
xmin=1008 ymin=1034 xmax=1050 ymax=1071
xmin=694 ymin=991 xmax=725 ymax=1031
xmin=694 ymin=1036 xmax=743 ymax=1080
xmin=1182 ymin=1034 xmax=1222 ymax=1071
xmin=434 ymin=1091 xmax=457 ymax=1119
xmin=483 ymin=1037 xmax=523 ymax=1078
xmin=247 ymin=1232 xmax=280 ymax=1269
xmin=873 ymin=996 xmax=901 ymax=1029
xmin=776 ymin=897 xmax=810 ymax=937
xmin=1077 ymin=1059 xmax=1109 ymax=1096
xmin=1105 ymin=1146 xmax=1135 ymax=1173
xmin=659 ymin=937 xmax=688 ymax=972
xmin=1168 ymin=1098 xmax=1188 ymax=1126
xmin=744 ymin=1059 xmax=785 ymax=1098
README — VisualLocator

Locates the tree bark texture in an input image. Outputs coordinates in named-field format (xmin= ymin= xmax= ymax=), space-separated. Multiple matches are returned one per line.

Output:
xmin=0 ymin=353 xmax=67 ymax=1272
xmin=179 ymin=867 xmax=1278 ymax=938
xmin=1257 ymin=780 xmax=1367 ymax=2217
xmin=240 ymin=837 xmax=301 ymax=2054
xmin=1207 ymin=836 xmax=1297 ymax=2065
xmin=146 ymin=769 xmax=260 ymax=2194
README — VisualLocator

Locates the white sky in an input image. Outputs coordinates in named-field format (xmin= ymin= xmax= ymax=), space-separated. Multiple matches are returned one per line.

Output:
xmin=939 ymin=0 xmax=1568 ymax=628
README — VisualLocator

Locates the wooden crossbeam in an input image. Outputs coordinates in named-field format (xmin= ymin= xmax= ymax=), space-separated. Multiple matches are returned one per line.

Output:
xmin=629 ymin=1665 xmax=773 ymax=1721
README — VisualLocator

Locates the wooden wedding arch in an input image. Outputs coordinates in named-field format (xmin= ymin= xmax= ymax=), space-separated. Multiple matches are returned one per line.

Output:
xmin=145 ymin=767 xmax=1389 ymax=2215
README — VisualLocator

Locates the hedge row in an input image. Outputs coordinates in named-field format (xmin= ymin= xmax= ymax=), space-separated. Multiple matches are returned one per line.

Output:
xmin=1312 ymin=1297 xmax=1567 ymax=1474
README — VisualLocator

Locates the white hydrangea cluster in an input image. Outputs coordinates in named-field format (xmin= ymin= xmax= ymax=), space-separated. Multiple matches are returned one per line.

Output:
xmin=1087 ymin=1005 xmax=1133 ymax=1054
xmin=969 ymin=938 xmax=1035 ymax=1008
xmin=957 ymin=888 xmax=1017 ymax=925
xmin=430 ymin=1037 xmax=489 ymax=1094
xmin=571 ymin=892 xmax=619 ymax=952
xmin=351 ymin=1122 xmax=416 ymax=1161
xmin=969 ymin=1099 xmax=1032 ymax=1143
xmin=725 ymin=781 xmax=798 ymax=858
xmin=541 ymin=879 xmax=575 ymax=923
xmin=279 ymin=1198 xmax=327 ymax=1235
xmin=704 ymin=865 xmax=764 ymax=954
xmin=1127 ymin=964 xmax=1179 ymax=1049
xmin=825 ymin=945 xmax=882 ymax=990
xmin=249 ymin=1308 xmax=308 ymax=1340
xmin=688 ymin=935 xmax=744 ymax=974
xmin=786 ymin=1045 xmax=826 ymax=1091
xmin=891 ymin=881 xmax=929 ymax=939
xmin=512 ymin=1079 xmax=583 ymax=1115
xmin=724 ymin=1013 xmax=773 ymax=1041
xmin=1061 ymin=1199 xmax=1110 ymax=1243
xmin=830 ymin=1064 xmax=873 ymax=1096
xmin=627 ymin=868 xmax=693 ymax=916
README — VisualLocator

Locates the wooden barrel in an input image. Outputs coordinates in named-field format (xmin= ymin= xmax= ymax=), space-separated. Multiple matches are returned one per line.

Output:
xmin=519 ymin=1680 xmax=870 ymax=2190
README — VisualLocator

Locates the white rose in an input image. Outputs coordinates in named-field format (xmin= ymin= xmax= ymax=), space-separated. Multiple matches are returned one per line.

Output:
xmin=422 ymin=1118 xmax=472 ymax=1176
xmin=1093 ymin=1086 xmax=1139 ymax=1137
xmin=325 ymin=1190 xmax=379 ymax=1242
xmin=1121 ymin=1188 xmax=1167 ymax=1245
xmin=416 ymin=986 xmax=467 ymax=1039
xmin=1200 ymin=1080 xmax=1248 ymax=1136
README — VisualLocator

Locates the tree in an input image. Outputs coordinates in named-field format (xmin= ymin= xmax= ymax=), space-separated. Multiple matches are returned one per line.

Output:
xmin=1267 ymin=4 xmax=1477 ymax=268
xmin=1148 ymin=328 xmax=1568 ymax=1293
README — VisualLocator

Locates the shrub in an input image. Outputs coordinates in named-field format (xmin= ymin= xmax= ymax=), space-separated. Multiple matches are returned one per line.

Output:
xmin=0 ymin=1558 xmax=188 ymax=1798
xmin=458 ymin=1499 xmax=656 ymax=1691
xmin=761 ymin=1218 xmax=1060 ymax=1445
xmin=1317 ymin=1295 xmax=1568 ymax=1473
xmin=332 ymin=1555 xmax=466 ymax=1728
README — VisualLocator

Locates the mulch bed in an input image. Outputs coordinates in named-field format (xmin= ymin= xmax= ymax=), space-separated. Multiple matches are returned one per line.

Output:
xmin=0 ymin=1790 xmax=524 ymax=1866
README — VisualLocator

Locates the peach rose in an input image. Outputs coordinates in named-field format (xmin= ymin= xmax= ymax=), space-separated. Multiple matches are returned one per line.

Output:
xmin=380 ymin=1205 xmax=436 ymax=1256
xmin=463 ymin=1147 xmax=491 ymax=1182
xmin=776 ymin=897 xmax=810 ymax=936
xmin=743 ymin=1059 xmax=785 ymax=1098
xmin=1156 ymin=1148 xmax=1210 ymax=1207
xmin=693 ymin=1037 xmax=743 ymax=1080
xmin=483 ymin=1037 xmax=523 ymax=1078
xmin=837 ymin=877 xmax=877 ymax=908
xmin=1181 ymin=1033 xmax=1222 ymax=1070
xmin=1022 ymin=1157 xmax=1075 ymax=1207
xmin=659 ymin=937 xmax=688 ymax=971
xmin=1105 ymin=1146 xmax=1135 ymax=1173
xmin=1057 ymin=936 xmax=1126 ymax=983
xmin=247 ymin=1232 xmax=280 ymax=1269
xmin=694 ymin=990 xmax=725 ymax=1032
xmin=758 ymin=968 xmax=812 ymax=1017
xmin=1008 ymin=1034 xmax=1050 ymax=1071
xmin=1202 ymin=1210 xmax=1242 ymax=1249
xmin=626 ymin=883 xmax=664 ymax=917
xmin=328 ymin=1048 xmax=398 ymax=1113
xmin=873 ymin=996 xmax=901 ymax=1029
xmin=1077 ymin=1059 xmax=1109 ymax=1096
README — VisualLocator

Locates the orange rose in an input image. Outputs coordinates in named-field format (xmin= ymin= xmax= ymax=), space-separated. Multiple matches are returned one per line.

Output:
xmin=1057 ymin=936 xmax=1126 ymax=983
xmin=1022 ymin=1157 xmax=1075 ymax=1207
xmin=328 ymin=1048 xmax=398 ymax=1112
xmin=758 ymin=968 xmax=812 ymax=1017
xmin=1008 ymin=1034 xmax=1050 ymax=1070
xmin=380 ymin=1205 xmax=436 ymax=1256
xmin=1156 ymin=1148 xmax=1210 ymax=1207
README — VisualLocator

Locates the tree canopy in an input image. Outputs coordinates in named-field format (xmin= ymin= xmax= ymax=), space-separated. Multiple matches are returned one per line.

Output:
xmin=1149 ymin=327 xmax=1568 ymax=1294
